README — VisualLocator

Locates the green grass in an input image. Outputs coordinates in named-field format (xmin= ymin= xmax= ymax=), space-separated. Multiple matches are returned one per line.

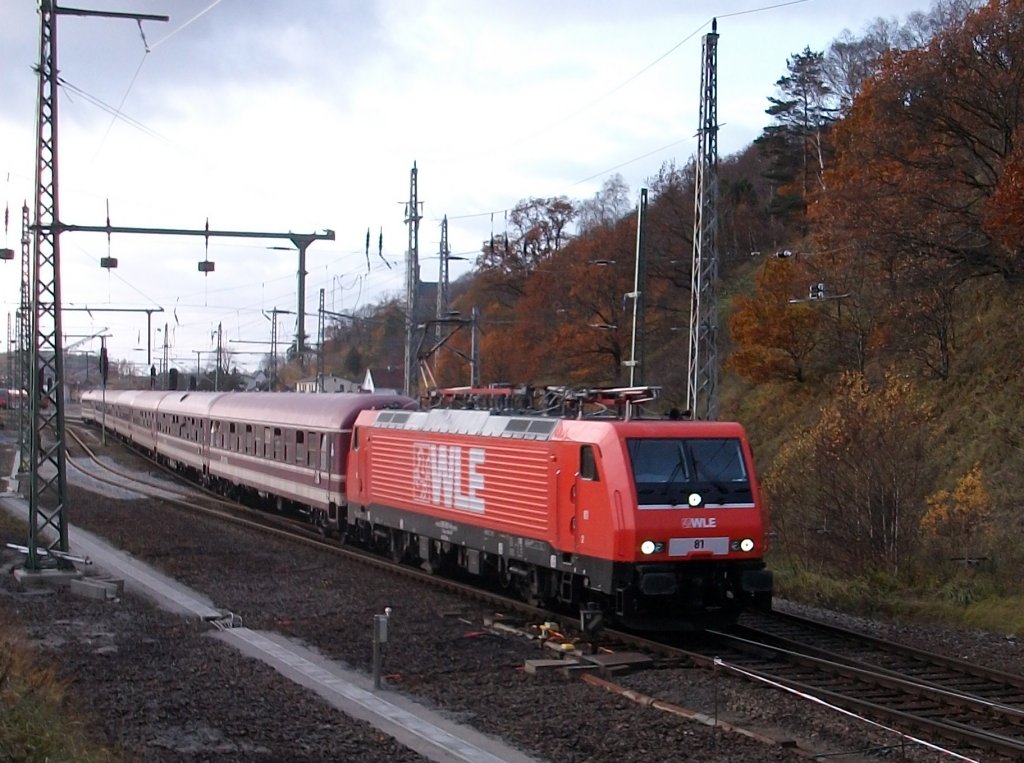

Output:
xmin=0 ymin=508 xmax=123 ymax=763
xmin=0 ymin=628 xmax=124 ymax=763
xmin=773 ymin=562 xmax=1024 ymax=636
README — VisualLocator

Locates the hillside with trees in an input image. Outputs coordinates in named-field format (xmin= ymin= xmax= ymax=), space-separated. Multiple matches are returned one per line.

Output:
xmin=309 ymin=0 xmax=1023 ymax=627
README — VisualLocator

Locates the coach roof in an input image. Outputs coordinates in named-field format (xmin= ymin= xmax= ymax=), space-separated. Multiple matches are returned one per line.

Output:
xmin=207 ymin=392 xmax=416 ymax=430
xmin=157 ymin=391 xmax=228 ymax=418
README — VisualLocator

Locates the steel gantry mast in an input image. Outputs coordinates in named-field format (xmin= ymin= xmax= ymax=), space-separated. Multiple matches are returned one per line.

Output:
xmin=317 ymin=288 xmax=326 ymax=392
xmin=264 ymin=308 xmax=292 ymax=391
xmin=404 ymin=162 xmax=422 ymax=398
xmin=436 ymin=215 xmax=450 ymax=346
xmin=19 ymin=204 xmax=32 ymax=476
xmin=686 ymin=18 xmax=721 ymax=421
xmin=26 ymin=2 xmax=168 ymax=572
xmin=626 ymin=188 xmax=648 ymax=387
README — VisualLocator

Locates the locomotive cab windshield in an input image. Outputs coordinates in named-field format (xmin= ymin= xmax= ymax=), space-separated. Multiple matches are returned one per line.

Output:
xmin=627 ymin=437 xmax=752 ymax=507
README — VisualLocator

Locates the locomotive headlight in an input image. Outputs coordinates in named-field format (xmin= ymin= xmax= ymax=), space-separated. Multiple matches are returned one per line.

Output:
xmin=687 ymin=493 xmax=702 ymax=507
xmin=640 ymin=540 xmax=664 ymax=555
xmin=739 ymin=538 xmax=755 ymax=552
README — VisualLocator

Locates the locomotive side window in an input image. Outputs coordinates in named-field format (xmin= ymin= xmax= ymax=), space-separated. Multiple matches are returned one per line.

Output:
xmin=319 ymin=434 xmax=329 ymax=471
xmin=580 ymin=445 xmax=598 ymax=481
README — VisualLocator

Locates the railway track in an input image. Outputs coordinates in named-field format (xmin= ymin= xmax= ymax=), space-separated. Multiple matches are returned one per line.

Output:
xmin=677 ymin=609 xmax=1024 ymax=759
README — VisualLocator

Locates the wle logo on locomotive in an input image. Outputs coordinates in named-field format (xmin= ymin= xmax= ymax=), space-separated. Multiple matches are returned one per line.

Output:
xmin=412 ymin=443 xmax=487 ymax=514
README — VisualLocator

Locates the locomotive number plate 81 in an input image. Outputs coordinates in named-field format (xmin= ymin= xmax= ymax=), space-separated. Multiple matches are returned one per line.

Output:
xmin=668 ymin=537 xmax=729 ymax=556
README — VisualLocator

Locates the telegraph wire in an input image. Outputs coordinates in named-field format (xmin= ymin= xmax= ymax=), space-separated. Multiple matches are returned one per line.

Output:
xmin=58 ymin=78 xmax=172 ymax=146
xmin=572 ymin=137 xmax=692 ymax=187
xmin=92 ymin=54 xmax=149 ymax=163
xmin=717 ymin=0 xmax=812 ymax=21
xmin=149 ymin=0 xmax=225 ymax=50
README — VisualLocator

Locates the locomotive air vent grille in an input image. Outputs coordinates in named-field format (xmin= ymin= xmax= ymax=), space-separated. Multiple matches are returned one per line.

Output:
xmin=496 ymin=417 xmax=556 ymax=440
xmin=527 ymin=420 xmax=556 ymax=435
xmin=376 ymin=411 xmax=411 ymax=427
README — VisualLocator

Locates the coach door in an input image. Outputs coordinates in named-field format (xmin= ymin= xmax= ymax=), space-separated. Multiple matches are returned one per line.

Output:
xmin=315 ymin=432 xmax=329 ymax=489
xmin=573 ymin=444 xmax=603 ymax=558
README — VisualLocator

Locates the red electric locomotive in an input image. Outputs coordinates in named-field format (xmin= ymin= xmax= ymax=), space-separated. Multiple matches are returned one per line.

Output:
xmin=346 ymin=387 xmax=772 ymax=631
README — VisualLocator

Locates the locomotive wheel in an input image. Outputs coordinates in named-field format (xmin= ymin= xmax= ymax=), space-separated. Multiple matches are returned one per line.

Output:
xmin=519 ymin=569 xmax=546 ymax=607
xmin=389 ymin=530 xmax=406 ymax=564
xmin=498 ymin=561 xmax=513 ymax=589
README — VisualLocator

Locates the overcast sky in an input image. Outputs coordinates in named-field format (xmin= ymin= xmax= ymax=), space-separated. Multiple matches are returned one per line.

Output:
xmin=1 ymin=0 xmax=937 ymax=378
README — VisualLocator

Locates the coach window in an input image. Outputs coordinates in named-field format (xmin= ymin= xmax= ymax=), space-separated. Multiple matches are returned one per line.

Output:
xmin=307 ymin=431 xmax=317 ymax=467
xmin=295 ymin=430 xmax=306 ymax=464
xmin=245 ymin=424 xmax=253 ymax=455
xmin=580 ymin=445 xmax=599 ymax=481
xmin=320 ymin=434 xmax=329 ymax=471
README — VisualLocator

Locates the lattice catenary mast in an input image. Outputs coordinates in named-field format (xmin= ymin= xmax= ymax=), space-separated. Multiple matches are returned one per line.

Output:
xmin=404 ymin=163 xmax=422 ymax=398
xmin=436 ymin=215 xmax=450 ymax=344
xmin=26 ymin=2 xmax=168 ymax=571
xmin=686 ymin=18 xmax=720 ymax=421
xmin=19 ymin=204 xmax=32 ymax=475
